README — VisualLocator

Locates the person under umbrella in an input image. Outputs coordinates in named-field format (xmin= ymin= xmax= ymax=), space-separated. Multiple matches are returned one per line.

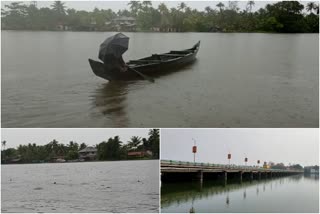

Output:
xmin=103 ymin=54 xmax=127 ymax=72
xmin=99 ymin=33 xmax=129 ymax=73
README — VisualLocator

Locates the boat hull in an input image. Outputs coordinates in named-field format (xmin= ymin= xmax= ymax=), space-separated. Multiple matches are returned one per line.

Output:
xmin=89 ymin=41 xmax=200 ymax=81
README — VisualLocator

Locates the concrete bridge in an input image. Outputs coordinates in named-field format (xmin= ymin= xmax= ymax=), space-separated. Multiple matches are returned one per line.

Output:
xmin=161 ymin=160 xmax=303 ymax=183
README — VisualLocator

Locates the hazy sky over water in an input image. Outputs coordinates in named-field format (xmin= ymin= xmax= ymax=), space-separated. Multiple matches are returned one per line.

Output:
xmin=2 ymin=1 xmax=274 ymax=13
xmin=161 ymin=129 xmax=319 ymax=167
xmin=2 ymin=128 xmax=150 ymax=148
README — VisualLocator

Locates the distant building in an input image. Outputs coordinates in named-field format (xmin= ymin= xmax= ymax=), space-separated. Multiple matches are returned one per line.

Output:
xmin=52 ymin=155 xmax=66 ymax=163
xmin=310 ymin=168 xmax=319 ymax=174
xmin=79 ymin=147 xmax=97 ymax=161
xmin=151 ymin=27 xmax=160 ymax=32
xmin=105 ymin=16 xmax=136 ymax=31
xmin=127 ymin=150 xmax=153 ymax=158
xmin=263 ymin=162 xmax=270 ymax=169
xmin=208 ymin=26 xmax=222 ymax=32
xmin=56 ymin=23 xmax=70 ymax=31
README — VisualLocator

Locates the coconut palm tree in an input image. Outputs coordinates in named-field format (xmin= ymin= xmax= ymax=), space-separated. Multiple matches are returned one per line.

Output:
xmin=51 ymin=1 xmax=66 ymax=15
xmin=127 ymin=1 xmax=141 ymax=16
xmin=80 ymin=142 xmax=87 ymax=150
xmin=142 ymin=1 xmax=152 ymax=9
xmin=216 ymin=2 xmax=225 ymax=13
xmin=158 ymin=2 xmax=169 ymax=15
xmin=307 ymin=2 xmax=319 ymax=14
xmin=127 ymin=136 xmax=142 ymax=150
xmin=228 ymin=1 xmax=239 ymax=11
xmin=178 ymin=2 xmax=187 ymax=12
xmin=205 ymin=6 xmax=213 ymax=14
xmin=247 ymin=1 xmax=255 ymax=13
xmin=1 ymin=140 xmax=6 ymax=151
xmin=158 ymin=3 xmax=169 ymax=30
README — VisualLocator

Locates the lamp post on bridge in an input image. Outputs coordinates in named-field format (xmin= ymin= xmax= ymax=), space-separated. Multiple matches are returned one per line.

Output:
xmin=257 ymin=160 xmax=260 ymax=167
xmin=192 ymin=138 xmax=197 ymax=163
xmin=245 ymin=157 xmax=248 ymax=166
xmin=228 ymin=153 xmax=231 ymax=165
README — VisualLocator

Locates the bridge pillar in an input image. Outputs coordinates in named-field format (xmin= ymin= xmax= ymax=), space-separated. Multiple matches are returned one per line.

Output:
xmin=239 ymin=171 xmax=243 ymax=183
xmin=197 ymin=170 xmax=203 ymax=184
xmin=223 ymin=171 xmax=228 ymax=183
xmin=258 ymin=172 xmax=261 ymax=180
xmin=250 ymin=172 xmax=254 ymax=181
xmin=270 ymin=172 xmax=273 ymax=178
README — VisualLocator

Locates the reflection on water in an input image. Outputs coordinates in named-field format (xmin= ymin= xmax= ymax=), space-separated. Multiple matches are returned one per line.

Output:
xmin=91 ymin=82 xmax=131 ymax=127
xmin=161 ymin=175 xmax=319 ymax=213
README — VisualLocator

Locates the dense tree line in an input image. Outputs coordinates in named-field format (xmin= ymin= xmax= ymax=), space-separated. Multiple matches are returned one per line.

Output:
xmin=97 ymin=129 xmax=159 ymax=160
xmin=1 ymin=1 xmax=319 ymax=33
xmin=268 ymin=162 xmax=304 ymax=170
xmin=1 ymin=129 xmax=159 ymax=164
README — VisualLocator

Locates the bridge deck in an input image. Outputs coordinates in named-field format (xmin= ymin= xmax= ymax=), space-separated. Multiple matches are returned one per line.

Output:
xmin=161 ymin=160 xmax=303 ymax=174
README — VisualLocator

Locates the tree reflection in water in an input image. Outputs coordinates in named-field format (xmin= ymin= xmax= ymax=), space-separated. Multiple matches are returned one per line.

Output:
xmin=162 ymin=176 xmax=304 ymax=209
xmin=161 ymin=175 xmax=314 ymax=212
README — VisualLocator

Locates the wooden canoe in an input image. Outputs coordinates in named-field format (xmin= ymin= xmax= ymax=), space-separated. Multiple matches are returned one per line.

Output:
xmin=88 ymin=41 xmax=200 ymax=81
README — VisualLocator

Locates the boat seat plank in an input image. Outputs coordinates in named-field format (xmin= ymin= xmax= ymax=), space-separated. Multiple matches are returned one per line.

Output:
xmin=158 ymin=54 xmax=187 ymax=57
xmin=129 ymin=59 xmax=161 ymax=64
xmin=171 ymin=50 xmax=193 ymax=54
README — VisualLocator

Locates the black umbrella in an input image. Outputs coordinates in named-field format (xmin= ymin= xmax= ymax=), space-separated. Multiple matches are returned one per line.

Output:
xmin=98 ymin=33 xmax=129 ymax=61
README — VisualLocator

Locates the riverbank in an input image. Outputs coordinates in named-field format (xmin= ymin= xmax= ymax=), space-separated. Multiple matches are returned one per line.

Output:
xmin=1 ymin=28 xmax=319 ymax=34
xmin=2 ymin=1 xmax=319 ymax=34
xmin=1 ymin=158 xmax=158 ymax=165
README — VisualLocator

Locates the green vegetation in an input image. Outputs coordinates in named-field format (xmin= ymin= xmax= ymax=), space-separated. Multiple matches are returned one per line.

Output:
xmin=269 ymin=162 xmax=304 ymax=170
xmin=1 ymin=1 xmax=318 ymax=33
xmin=1 ymin=129 xmax=159 ymax=164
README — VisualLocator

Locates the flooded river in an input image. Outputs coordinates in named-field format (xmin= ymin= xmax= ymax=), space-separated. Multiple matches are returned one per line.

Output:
xmin=161 ymin=174 xmax=319 ymax=213
xmin=2 ymin=31 xmax=318 ymax=127
xmin=1 ymin=160 xmax=159 ymax=213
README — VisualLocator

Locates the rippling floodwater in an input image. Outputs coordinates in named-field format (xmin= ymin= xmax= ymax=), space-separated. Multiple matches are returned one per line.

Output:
xmin=1 ymin=160 xmax=159 ymax=213
xmin=161 ymin=175 xmax=319 ymax=213
xmin=2 ymin=31 xmax=318 ymax=127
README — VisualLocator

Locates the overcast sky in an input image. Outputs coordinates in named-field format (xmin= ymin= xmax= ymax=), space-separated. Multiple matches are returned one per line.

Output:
xmin=2 ymin=1 xmax=280 ymax=13
xmin=161 ymin=129 xmax=319 ymax=167
xmin=2 ymin=128 xmax=151 ymax=148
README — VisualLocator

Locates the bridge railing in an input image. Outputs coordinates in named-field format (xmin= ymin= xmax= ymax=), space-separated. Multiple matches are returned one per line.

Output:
xmin=161 ymin=160 xmax=303 ymax=172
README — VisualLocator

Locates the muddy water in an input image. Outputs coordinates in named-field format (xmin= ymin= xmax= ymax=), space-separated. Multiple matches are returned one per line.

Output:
xmin=2 ymin=31 xmax=318 ymax=127
xmin=1 ymin=160 xmax=159 ymax=213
